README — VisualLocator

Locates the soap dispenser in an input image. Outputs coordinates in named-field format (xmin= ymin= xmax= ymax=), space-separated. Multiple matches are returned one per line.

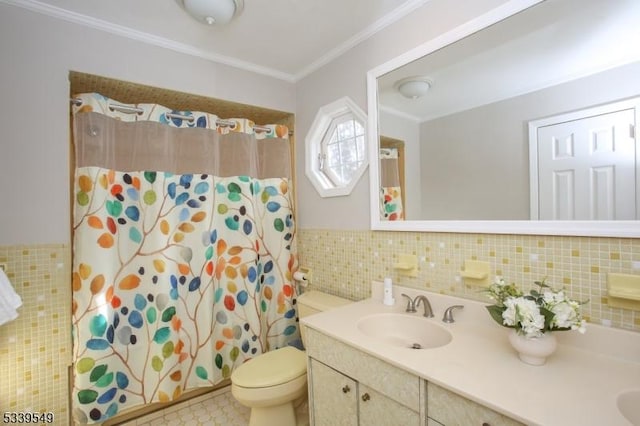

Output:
xmin=383 ymin=277 xmax=395 ymax=306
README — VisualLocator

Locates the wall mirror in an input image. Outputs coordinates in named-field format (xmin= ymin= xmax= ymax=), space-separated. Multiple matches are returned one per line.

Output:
xmin=367 ymin=0 xmax=640 ymax=237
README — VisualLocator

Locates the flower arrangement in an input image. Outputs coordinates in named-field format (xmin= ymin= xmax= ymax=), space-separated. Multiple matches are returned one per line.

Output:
xmin=485 ymin=277 xmax=587 ymax=338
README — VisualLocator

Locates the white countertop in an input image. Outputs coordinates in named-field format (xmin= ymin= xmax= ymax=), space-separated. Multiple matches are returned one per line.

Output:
xmin=300 ymin=282 xmax=640 ymax=426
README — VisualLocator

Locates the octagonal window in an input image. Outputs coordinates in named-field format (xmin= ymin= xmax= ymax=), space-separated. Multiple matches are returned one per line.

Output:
xmin=305 ymin=97 xmax=368 ymax=197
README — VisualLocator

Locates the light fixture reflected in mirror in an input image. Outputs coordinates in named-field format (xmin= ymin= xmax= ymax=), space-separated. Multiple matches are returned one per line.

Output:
xmin=178 ymin=0 xmax=245 ymax=25
xmin=395 ymin=76 xmax=432 ymax=99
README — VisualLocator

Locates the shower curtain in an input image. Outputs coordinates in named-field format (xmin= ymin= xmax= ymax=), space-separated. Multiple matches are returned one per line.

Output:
xmin=70 ymin=93 xmax=299 ymax=423
xmin=380 ymin=148 xmax=404 ymax=220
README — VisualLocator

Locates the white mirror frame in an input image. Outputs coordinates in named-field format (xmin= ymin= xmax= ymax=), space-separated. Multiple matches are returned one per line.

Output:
xmin=367 ymin=0 xmax=640 ymax=237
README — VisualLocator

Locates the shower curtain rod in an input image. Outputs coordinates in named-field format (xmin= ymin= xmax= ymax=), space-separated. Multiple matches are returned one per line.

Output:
xmin=69 ymin=98 xmax=292 ymax=135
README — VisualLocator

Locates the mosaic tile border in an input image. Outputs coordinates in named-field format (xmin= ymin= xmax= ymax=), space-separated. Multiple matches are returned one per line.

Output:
xmin=297 ymin=230 xmax=640 ymax=332
xmin=0 ymin=231 xmax=638 ymax=424
xmin=0 ymin=244 xmax=71 ymax=423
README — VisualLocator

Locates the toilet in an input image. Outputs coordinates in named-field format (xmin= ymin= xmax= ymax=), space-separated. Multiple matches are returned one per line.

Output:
xmin=230 ymin=290 xmax=351 ymax=426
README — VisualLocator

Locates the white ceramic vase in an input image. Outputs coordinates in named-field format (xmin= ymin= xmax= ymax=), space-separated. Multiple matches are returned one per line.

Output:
xmin=507 ymin=329 xmax=557 ymax=366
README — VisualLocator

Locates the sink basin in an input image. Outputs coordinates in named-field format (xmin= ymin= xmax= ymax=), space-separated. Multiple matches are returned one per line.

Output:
xmin=617 ymin=389 xmax=640 ymax=425
xmin=356 ymin=313 xmax=452 ymax=349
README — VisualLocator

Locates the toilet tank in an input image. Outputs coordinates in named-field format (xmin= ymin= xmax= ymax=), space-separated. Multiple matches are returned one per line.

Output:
xmin=297 ymin=290 xmax=351 ymax=345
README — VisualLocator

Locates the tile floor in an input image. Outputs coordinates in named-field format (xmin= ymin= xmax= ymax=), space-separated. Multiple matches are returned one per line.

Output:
xmin=120 ymin=386 xmax=309 ymax=426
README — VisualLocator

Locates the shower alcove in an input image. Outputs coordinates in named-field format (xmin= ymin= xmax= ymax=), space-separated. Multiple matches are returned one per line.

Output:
xmin=68 ymin=71 xmax=296 ymax=425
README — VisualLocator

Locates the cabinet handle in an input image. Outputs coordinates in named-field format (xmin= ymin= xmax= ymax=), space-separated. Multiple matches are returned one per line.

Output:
xmin=342 ymin=385 xmax=350 ymax=393
xmin=361 ymin=393 xmax=370 ymax=401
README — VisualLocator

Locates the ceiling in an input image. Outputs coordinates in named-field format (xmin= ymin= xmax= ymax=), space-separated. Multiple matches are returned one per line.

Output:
xmin=377 ymin=0 xmax=640 ymax=122
xmin=4 ymin=0 xmax=427 ymax=82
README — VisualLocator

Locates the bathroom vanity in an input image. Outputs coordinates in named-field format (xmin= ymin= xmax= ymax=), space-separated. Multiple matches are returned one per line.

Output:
xmin=301 ymin=283 xmax=640 ymax=425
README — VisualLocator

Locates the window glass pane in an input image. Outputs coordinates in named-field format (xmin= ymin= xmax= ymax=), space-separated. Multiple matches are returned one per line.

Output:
xmin=338 ymin=120 xmax=354 ymax=139
xmin=356 ymin=135 xmax=365 ymax=160
xmin=339 ymin=138 xmax=357 ymax=163
xmin=354 ymin=120 xmax=364 ymax=136
xmin=317 ymin=112 xmax=367 ymax=188
xmin=327 ymin=142 xmax=341 ymax=167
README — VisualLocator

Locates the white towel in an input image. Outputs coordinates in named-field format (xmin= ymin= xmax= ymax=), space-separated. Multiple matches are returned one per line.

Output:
xmin=0 ymin=268 xmax=22 ymax=326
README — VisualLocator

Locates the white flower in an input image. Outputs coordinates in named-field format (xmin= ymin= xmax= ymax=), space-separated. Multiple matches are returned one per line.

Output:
xmin=543 ymin=289 xmax=566 ymax=304
xmin=549 ymin=300 xmax=578 ymax=329
xmin=486 ymin=278 xmax=588 ymax=337
xmin=502 ymin=297 xmax=546 ymax=337
xmin=572 ymin=319 xmax=587 ymax=334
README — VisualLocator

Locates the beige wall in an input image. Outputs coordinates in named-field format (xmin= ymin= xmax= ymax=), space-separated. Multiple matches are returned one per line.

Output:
xmin=419 ymin=61 xmax=640 ymax=220
xmin=0 ymin=4 xmax=295 ymax=421
xmin=0 ymin=3 xmax=296 ymax=246
xmin=295 ymin=0 xmax=511 ymax=229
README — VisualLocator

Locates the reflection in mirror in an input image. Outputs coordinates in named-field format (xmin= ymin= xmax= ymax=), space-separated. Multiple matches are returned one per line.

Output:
xmin=380 ymin=136 xmax=405 ymax=221
xmin=367 ymin=0 xmax=640 ymax=236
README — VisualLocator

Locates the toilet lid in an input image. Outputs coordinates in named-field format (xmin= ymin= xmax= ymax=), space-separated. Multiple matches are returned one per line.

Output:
xmin=231 ymin=346 xmax=307 ymax=388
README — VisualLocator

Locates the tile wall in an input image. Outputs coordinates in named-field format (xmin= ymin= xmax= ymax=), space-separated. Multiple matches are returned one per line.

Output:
xmin=0 ymin=244 xmax=71 ymax=424
xmin=1 ymin=231 xmax=637 ymax=424
xmin=298 ymin=229 xmax=640 ymax=332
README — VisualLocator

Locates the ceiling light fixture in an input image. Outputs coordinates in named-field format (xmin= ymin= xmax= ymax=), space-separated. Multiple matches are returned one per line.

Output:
xmin=177 ymin=0 xmax=245 ymax=26
xmin=395 ymin=76 xmax=433 ymax=99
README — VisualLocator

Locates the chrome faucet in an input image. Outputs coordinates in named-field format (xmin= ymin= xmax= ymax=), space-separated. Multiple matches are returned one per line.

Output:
xmin=401 ymin=293 xmax=417 ymax=312
xmin=401 ymin=294 xmax=434 ymax=317
xmin=442 ymin=305 xmax=464 ymax=323
xmin=413 ymin=295 xmax=434 ymax=318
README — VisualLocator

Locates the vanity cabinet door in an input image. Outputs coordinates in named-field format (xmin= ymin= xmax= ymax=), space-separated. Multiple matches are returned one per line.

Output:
xmin=427 ymin=383 xmax=524 ymax=426
xmin=309 ymin=359 xmax=358 ymax=426
xmin=359 ymin=384 xmax=421 ymax=426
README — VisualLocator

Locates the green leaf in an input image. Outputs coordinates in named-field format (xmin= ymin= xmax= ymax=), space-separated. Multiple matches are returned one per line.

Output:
xmin=89 ymin=315 xmax=107 ymax=337
xmin=225 ymin=217 xmax=239 ymax=231
xmin=144 ymin=171 xmax=157 ymax=183
xmin=89 ymin=364 xmax=108 ymax=383
xmin=152 ymin=355 xmax=163 ymax=372
xmin=196 ymin=366 xmax=209 ymax=380
xmin=222 ymin=364 xmax=231 ymax=379
xmin=106 ymin=200 xmax=122 ymax=217
xmin=540 ymin=306 xmax=557 ymax=331
xmin=161 ymin=307 xmax=176 ymax=322
xmin=227 ymin=182 xmax=241 ymax=193
xmin=77 ymin=389 xmax=98 ymax=404
xmin=95 ymin=372 xmax=114 ymax=388
xmin=147 ymin=307 xmax=157 ymax=324
xmin=76 ymin=358 xmax=95 ymax=374
xmin=143 ymin=190 xmax=157 ymax=205
xmin=162 ymin=341 xmax=174 ymax=359
xmin=230 ymin=346 xmax=239 ymax=362
xmin=153 ymin=327 xmax=171 ymax=344
xmin=77 ymin=192 xmax=89 ymax=206
xmin=486 ymin=305 xmax=507 ymax=327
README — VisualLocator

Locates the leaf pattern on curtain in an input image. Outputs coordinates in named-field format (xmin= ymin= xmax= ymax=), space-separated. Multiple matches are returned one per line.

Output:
xmin=380 ymin=187 xmax=404 ymax=220
xmin=71 ymin=167 xmax=298 ymax=423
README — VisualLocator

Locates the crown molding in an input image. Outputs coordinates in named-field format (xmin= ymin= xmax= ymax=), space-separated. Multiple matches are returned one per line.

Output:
xmin=1 ymin=0 xmax=297 ymax=82
xmin=2 ymin=0 xmax=430 ymax=83
xmin=294 ymin=0 xmax=430 ymax=81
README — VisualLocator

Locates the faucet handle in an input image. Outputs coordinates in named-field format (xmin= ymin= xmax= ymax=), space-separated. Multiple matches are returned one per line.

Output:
xmin=401 ymin=294 xmax=416 ymax=312
xmin=442 ymin=305 xmax=464 ymax=323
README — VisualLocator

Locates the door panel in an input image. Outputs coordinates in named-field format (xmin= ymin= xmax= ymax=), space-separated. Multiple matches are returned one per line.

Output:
xmin=537 ymin=108 xmax=636 ymax=220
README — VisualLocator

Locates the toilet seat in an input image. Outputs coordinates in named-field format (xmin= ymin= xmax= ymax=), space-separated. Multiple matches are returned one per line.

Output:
xmin=231 ymin=346 xmax=307 ymax=388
